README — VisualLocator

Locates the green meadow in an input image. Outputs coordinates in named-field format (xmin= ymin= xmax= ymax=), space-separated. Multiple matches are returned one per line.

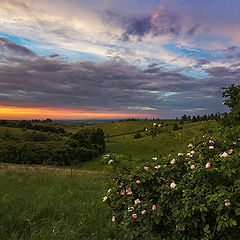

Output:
xmin=0 ymin=120 xmax=214 ymax=239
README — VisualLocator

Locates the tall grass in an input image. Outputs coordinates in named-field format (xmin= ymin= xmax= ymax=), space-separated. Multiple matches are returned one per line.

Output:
xmin=0 ymin=166 xmax=112 ymax=240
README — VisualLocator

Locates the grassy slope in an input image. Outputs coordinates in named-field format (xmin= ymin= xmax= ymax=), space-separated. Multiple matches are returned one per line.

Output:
xmin=103 ymin=120 xmax=215 ymax=160
xmin=0 ymin=165 xmax=112 ymax=240
xmin=0 ymin=120 xmax=217 ymax=239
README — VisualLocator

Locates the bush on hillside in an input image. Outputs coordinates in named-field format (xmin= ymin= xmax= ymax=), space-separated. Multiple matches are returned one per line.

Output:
xmin=104 ymin=133 xmax=240 ymax=239
xmin=104 ymin=85 xmax=240 ymax=239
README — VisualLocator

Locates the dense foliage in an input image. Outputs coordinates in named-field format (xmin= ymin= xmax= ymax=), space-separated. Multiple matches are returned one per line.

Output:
xmin=104 ymin=84 xmax=240 ymax=239
xmin=0 ymin=120 xmax=67 ymax=135
xmin=0 ymin=127 xmax=105 ymax=166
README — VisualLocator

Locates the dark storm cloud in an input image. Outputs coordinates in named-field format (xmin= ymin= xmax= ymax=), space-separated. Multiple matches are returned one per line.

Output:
xmin=0 ymin=36 xmax=36 ymax=57
xmin=104 ymin=8 xmax=182 ymax=41
xmin=49 ymin=54 xmax=60 ymax=58
xmin=0 ymin=38 xmax=234 ymax=115
xmin=194 ymin=58 xmax=211 ymax=68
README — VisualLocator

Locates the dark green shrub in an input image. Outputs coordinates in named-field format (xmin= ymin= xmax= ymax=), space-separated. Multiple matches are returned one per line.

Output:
xmin=134 ymin=133 xmax=142 ymax=139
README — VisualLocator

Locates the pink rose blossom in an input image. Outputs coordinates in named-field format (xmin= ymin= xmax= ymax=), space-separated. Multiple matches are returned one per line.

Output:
xmin=144 ymin=166 xmax=149 ymax=170
xmin=170 ymin=182 xmax=176 ymax=189
xmin=154 ymin=165 xmax=161 ymax=169
xmin=136 ymin=180 xmax=140 ymax=184
xmin=220 ymin=152 xmax=228 ymax=158
xmin=158 ymin=124 xmax=161 ymax=127
xmin=126 ymin=188 xmax=132 ymax=195
xmin=209 ymin=146 xmax=214 ymax=149
xmin=120 ymin=190 xmax=125 ymax=195
xmin=141 ymin=210 xmax=147 ymax=215
xmin=112 ymin=216 xmax=115 ymax=222
xmin=188 ymin=143 xmax=193 ymax=148
xmin=170 ymin=159 xmax=176 ymax=164
xmin=128 ymin=207 xmax=134 ymax=212
xmin=152 ymin=205 xmax=156 ymax=211
xmin=190 ymin=151 xmax=195 ymax=154
xmin=134 ymin=199 xmax=140 ymax=204
xmin=228 ymin=149 xmax=233 ymax=154
xmin=153 ymin=123 xmax=156 ymax=126
xmin=206 ymin=163 xmax=211 ymax=168
xmin=103 ymin=196 xmax=107 ymax=201
xmin=190 ymin=165 xmax=195 ymax=169
xmin=132 ymin=214 xmax=137 ymax=219
xmin=178 ymin=153 xmax=183 ymax=156
xmin=224 ymin=199 xmax=231 ymax=207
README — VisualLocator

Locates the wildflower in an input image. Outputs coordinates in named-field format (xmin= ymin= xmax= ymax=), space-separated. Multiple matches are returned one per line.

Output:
xmin=153 ymin=123 xmax=156 ymax=126
xmin=154 ymin=165 xmax=161 ymax=169
xmin=220 ymin=152 xmax=228 ymax=158
xmin=152 ymin=205 xmax=156 ymax=211
xmin=188 ymin=143 xmax=193 ymax=148
xmin=209 ymin=146 xmax=214 ymax=149
xmin=190 ymin=165 xmax=195 ymax=169
xmin=178 ymin=153 xmax=183 ymax=156
xmin=128 ymin=207 xmax=134 ymax=212
xmin=170 ymin=159 xmax=175 ymax=164
xmin=158 ymin=124 xmax=161 ymax=127
xmin=136 ymin=180 xmax=140 ymax=184
xmin=103 ymin=196 xmax=107 ymax=201
xmin=104 ymin=154 xmax=110 ymax=158
xmin=186 ymin=153 xmax=192 ymax=157
xmin=126 ymin=188 xmax=132 ymax=195
xmin=108 ymin=159 xmax=113 ymax=164
xmin=145 ymin=128 xmax=148 ymax=131
xmin=170 ymin=181 xmax=176 ymax=189
xmin=142 ymin=210 xmax=147 ymax=215
xmin=152 ymin=157 xmax=157 ymax=161
xmin=144 ymin=166 xmax=149 ymax=170
xmin=112 ymin=216 xmax=115 ymax=222
xmin=190 ymin=151 xmax=195 ymax=154
xmin=134 ymin=199 xmax=140 ymax=205
xmin=132 ymin=214 xmax=137 ymax=219
xmin=120 ymin=190 xmax=125 ymax=195
xmin=233 ymin=142 xmax=237 ymax=145
xmin=107 ymin=189 xmax=111 ymax=193
xmin=206 ymin=163 xmax=211 ymax=168
xmin=224 ymin=199 xmax=231 ymax=207
xmin=228 ymin=149 xmax=233 ymax=154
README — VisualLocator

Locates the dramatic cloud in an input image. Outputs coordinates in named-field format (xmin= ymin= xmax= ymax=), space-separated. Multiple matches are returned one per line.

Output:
xmin=0 ymin=37 xmax=236 ymax=118
xmin=0 ymin=0 xmax=239 ymax=119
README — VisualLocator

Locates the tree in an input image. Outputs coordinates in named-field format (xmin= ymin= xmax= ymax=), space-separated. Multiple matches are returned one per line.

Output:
xmin=222 ymin=84 xmax=240 ymax=125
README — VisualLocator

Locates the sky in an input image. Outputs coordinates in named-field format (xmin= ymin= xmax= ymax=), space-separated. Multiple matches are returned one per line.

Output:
xmin=0 ymin=0 xmax=240 ymax=120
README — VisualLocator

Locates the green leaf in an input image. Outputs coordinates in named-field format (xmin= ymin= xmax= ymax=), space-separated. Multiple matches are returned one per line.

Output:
xmin=235 ymin=208 xmax=240 ymax=216
xmin=204 ymin=224 xmax=209 ymax=232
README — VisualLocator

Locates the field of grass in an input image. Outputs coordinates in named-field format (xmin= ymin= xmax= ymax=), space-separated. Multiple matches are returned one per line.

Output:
xmin=0 ymin=119 xmax=217 ymax=239
xmin=0 ymin=165 xmax=112 ymax=240
xmin=104 ymin=120 xmax=216 ymax=160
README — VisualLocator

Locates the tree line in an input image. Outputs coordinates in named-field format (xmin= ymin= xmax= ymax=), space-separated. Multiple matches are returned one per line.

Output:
xmin=0 ymin=128 xmax=105 ymax=166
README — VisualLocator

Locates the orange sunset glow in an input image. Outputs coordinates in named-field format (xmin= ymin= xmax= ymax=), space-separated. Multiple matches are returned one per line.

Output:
xmin=0 ymin=105 xmax=150 ymax=120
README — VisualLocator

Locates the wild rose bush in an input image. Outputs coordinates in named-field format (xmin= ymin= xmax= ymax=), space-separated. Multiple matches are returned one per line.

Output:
xmin=104 ymin=133 xmax=240 ymax=239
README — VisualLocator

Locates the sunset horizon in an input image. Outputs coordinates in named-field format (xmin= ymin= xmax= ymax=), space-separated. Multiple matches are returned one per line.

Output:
xmin=1 ymin=0 xmax=239 ymax=119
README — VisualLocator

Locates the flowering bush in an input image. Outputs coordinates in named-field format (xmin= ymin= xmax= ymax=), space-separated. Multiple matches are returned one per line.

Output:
xmin=104 ymin=132 xmax=240 ymax=239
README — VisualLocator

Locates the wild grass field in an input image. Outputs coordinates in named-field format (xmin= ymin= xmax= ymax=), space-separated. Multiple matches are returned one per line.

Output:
xmin=0 ymin=164 xmax=112 ymax=240
xmin=0 ymin=119 xmax=215 ymax=239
